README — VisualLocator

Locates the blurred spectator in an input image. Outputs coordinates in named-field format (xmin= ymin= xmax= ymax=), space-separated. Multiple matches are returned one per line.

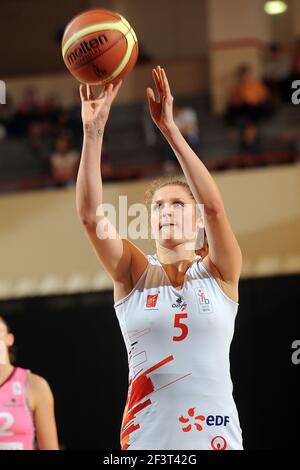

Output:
xmin=28 ymin=122 xmax=47 ymax=154
xmin=68 ymin=88 xmax=83 ymax=150
xmin=13 ymin=87 xmax=45 ymax=137
xmin=225 ymin=64 xmax=273 ymax=153
xmin=43 ymin=93 xmax=62 ymax=138
xmin=50 ymin=134 xmax=79 ymax=187
xmin=263 ymin=42 xmax=291 ymax=102
xmin=54 ymin=110 xmax=74 ymax=140
xmin=17 ymin=86 xmax=44 ymax=115
xmin=174 ymin=104 xmax=199 ymax=151
xmin=162 ymin=104 xmax=200 ymax=173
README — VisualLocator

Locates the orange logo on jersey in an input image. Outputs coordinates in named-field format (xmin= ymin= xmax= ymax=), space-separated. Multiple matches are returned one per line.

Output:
xmin=179 ymin=407 xmax=205 ymax=432
xmin=146 ymin=294 xmax=158 ymax=308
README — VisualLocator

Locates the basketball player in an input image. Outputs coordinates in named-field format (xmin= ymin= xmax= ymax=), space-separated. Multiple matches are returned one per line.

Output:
xmin=76 ymin=66 xmax=243 ymax=450
xmin=0 ymin=316 xmax=59 ymax=450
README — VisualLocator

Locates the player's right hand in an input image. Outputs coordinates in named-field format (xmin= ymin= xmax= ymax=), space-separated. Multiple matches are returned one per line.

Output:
xmin=80 ymin=81 xmax=122 ymax=135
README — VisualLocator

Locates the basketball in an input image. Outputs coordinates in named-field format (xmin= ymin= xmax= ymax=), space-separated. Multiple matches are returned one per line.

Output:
xmin=61 ymin=9 xmax=138 ymax=85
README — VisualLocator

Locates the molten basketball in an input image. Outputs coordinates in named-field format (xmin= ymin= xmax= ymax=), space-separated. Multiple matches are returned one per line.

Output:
xmin=62 ymin=9 xmax=138 ymax=85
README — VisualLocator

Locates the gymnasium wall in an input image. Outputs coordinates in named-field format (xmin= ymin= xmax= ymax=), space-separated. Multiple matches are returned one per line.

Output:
xmin=0 ymin=0 xmax=207 ymax=77
xmin=270 ymin=0 xmax=294 ymax=44
xmin=0 ymin=0 xmax=296 ymax=79
xmin=0 ymin=0 xmax=84 ymax=76
xmin=115 ymin=0 xmax=208 ymax=59
xmin=0 ymin=163 xmax=299 ymax=300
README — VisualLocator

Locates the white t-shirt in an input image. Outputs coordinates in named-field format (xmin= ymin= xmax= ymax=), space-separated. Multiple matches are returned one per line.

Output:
xmin=114 ymin=254 xmax=243 ymax=450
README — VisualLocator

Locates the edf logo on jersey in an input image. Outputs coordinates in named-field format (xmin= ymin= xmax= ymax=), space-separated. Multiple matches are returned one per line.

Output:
xmin=179 ymin=407 xmax=229 ymax=432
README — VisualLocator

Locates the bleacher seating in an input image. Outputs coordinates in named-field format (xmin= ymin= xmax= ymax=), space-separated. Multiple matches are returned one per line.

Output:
xmin=0 ymin=94 xmax=299 ymax=192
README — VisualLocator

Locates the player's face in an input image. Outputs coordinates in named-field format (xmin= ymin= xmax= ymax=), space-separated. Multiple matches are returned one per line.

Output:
xmin=0 ymin=320 xmax=14 ymax=353
xmin=151 ymin=186 xmax=201 ymax=248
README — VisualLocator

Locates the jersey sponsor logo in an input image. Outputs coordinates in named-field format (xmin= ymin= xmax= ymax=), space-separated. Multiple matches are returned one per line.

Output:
xmin=171 ymin=296 xmax=187 ymax=311
xmin=179 ymin=407 xmax=230 ymax=433
xmin=12 ymin=381 xmax=22 ymax=396
xmin=3 ymin=397 xmax=20 ymax=408
xmin=145 ymin=293 xmax=159 ymax=308
xmin=211 ymin=435 xmax=227 ymax=450
xmin=179 ymin=407 xmax=205 ymax=431
xmin=194 ymin=288 xmax=213 ymax=313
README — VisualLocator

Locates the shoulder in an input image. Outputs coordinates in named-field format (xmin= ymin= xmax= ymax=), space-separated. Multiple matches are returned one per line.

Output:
xmin=28 ymin=373 xmax=49 ymax=389
xmin=27 ymin=373 xmax=54 ymax=410
xmin=201 ymin=255 xmax=239 ymax=304
xmin=113 ymin=250 xmax=153 ymax=303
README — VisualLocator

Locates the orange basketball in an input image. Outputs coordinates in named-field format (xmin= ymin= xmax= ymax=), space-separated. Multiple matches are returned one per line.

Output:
xmin=62 ymin=9 xmax=138 ymax=85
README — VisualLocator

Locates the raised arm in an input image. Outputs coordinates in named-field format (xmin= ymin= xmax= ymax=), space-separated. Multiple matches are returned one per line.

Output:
xmin=76 ymin=82 xmax=146 ymax=283
xmin=147 ymin=66 xmax=242 ymax=287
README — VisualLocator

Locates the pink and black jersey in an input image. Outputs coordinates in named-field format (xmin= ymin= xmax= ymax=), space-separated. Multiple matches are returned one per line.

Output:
xmin=114 ymin=254 xmax=243 ymax=450
xmin=0 ymin=367 xmax=35 ymax=450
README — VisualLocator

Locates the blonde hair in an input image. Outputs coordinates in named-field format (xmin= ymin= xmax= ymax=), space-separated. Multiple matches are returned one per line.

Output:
xmin=144 ymin=177 xmax=207 ymax=256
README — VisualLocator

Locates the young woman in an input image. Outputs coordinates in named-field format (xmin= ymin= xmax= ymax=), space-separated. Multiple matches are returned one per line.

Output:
xmin=0 ymin=316 xmax=59 ymax=450
xmin=76 ymin=66 xmax=243 ymax=450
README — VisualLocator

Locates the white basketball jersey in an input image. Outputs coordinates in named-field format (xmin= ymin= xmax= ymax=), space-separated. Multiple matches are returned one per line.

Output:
xmin=114 ymin=254 xmax=243 ymax=450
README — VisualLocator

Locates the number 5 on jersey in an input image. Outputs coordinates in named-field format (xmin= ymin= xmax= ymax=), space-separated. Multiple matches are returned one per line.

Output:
xmin=173 ymin=313 xmax=188 ymax=341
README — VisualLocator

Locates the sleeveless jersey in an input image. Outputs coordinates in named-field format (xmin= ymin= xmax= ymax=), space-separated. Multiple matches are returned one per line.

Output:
xmin=0 ymin=367 xmax=35 ymax=450
xmin=114 ymin=254 xmax=243 ymax=450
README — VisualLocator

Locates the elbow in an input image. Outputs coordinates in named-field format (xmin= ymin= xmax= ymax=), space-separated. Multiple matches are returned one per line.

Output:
xmin=77 ymin=211 xmax=97 ymax=229
xmin=204 ymin=200 xmax=223 ymax=218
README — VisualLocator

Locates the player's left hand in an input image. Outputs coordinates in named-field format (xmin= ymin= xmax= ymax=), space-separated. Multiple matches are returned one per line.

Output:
xmin=147 ymin=65 xmax=176 ymax=134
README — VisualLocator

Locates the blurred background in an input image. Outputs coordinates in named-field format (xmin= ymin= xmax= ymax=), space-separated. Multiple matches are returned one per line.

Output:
xmin=0 ymin=0 xmax=299 ymax=449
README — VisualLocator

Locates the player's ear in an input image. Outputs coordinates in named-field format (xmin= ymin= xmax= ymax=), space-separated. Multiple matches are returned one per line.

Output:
xmin=7 ymin=333 xmax=14 ymax=348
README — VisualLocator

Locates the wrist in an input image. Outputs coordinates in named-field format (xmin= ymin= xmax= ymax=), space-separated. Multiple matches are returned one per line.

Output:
xmin=161 ymin=123 xmax=179 ymax=139
xmin=83 ymin=122 xmax=105 ymax=139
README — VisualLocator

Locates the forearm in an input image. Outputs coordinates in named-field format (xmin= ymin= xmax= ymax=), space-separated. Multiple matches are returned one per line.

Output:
xmin=76 ymin=124 xmax=105 ymax=222
xmin=163 ymin=125 xmax=223 ymax=214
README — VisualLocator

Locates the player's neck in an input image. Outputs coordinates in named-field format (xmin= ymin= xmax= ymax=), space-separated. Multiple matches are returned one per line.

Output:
xmin=0 ymin=363 xmax=14 ymax=385
xmin=155 ymin=247 xmax=197 ymax=269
